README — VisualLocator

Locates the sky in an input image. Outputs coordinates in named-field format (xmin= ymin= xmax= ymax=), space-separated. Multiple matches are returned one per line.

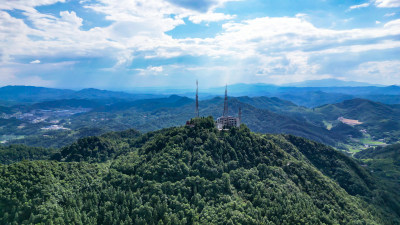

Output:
xmin=0 ymin=0 xmax=399 ymax=89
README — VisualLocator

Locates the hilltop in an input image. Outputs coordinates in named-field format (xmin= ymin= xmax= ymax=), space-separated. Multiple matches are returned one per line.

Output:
xmin=0 ymin=118 xmax=399 ymax=224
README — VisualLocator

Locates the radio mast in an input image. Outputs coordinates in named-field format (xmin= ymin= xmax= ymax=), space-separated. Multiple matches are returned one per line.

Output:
xmin=196 ymin=80 xmax=199 ymax=117
xmin=223 ymin=84 xmax=228 ymax=117
xmin=238 ymin=106 xmax=242 ymax=125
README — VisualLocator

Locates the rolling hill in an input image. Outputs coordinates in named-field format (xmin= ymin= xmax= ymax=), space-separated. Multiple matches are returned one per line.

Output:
xmin=313 ymin=99 xmax=400 ymax=144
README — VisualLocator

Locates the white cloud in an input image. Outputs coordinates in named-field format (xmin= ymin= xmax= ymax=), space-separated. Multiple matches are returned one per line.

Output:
xmin=350 ymin=60 xmax=400 ymax=84
xmin=375 ymin=0 xmax=400 ymax=8
xmin=0 ymin=0 xmax=400 ymax=86
xmin=135 ymin=66 xmax=165 ymax=76
xmin=189 ymin=12 xmax=236 ymax=24
xmin=0 ymin=67 xmax=55 ymax=86
xmin=148 ymin=66 xmax=163 ymax=72
xmin=30 ymin=60 xmax=41 ymax=64
xmin=349 ymin=3 xmax=370 ymax=10
xmin=384 ymin=12 xmax=396 ymax=17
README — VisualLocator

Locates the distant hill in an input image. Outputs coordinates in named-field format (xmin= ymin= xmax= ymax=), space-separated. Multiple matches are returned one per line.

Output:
xmin=285 ymin=79 xmax=380 ymax=87
xmin=0 ymin=86 xmax=73 ymax=103
xmin=315 ymin=98 xmax=398 ymax=121
xmin=274 ymin=91 xmax=354 ymax=107
xmin=236 ymin=96 xmax=298 ymax=111
xmin=99 ymin=95 xmax=194 ymax=112
xmin=0 ymin=86 xmax=163 ymax=104
xmin=314 ymin=98 xmax=400 ymax=143
xmin=3 ymin=85 xmax=400 ymax=107
xmin=0 ymin=119 xmax=399 ymax=224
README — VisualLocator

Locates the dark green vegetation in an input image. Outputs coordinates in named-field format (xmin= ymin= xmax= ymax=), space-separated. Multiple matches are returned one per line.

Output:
xmin=0 ymin=145 xmax=57 ymax=165
xmin=0 ymin=118 xmax=399 ymax=224
xmin=355 ymin=144 xmax=400 ymax=185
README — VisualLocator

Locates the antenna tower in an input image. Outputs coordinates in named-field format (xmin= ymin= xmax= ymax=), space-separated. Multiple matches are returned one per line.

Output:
xmin=196 ymin=80 xmax=199 ymax=117
xmin=223 ymin=84 xmax=228 ymax=117
xmin=238 ymin=106 xmax=242 ymax=125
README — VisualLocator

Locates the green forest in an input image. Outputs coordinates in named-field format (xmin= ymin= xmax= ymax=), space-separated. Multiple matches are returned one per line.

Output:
xmin=0 ymin=117 xmax=399 ymax=224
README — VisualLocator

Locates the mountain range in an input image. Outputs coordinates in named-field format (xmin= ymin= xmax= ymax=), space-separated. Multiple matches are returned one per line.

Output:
xmin=2 ymin=85 xmax=400 ymax=152
xmin=3 ymin=82 xmax=400 ymax=107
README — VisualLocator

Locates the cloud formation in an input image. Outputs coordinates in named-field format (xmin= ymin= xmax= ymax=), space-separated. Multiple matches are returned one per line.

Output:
xmin=375 ymin=0 xmax=400 ymax=8
xmin=0 ymin=0 xmax=399 ymax=87
xmin=349 ymin=3 xmax=370 ymax=10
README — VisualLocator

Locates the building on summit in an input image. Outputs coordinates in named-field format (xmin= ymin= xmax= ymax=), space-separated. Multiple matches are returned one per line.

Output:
xmin=215 ymin=85 xmax=241 ymax=130
xmin=186 ymin=81 xmax=242 ymax=130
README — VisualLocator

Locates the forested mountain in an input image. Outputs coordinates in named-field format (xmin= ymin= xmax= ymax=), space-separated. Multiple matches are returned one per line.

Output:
xmin=0 ymin=118 xmax=399 ymax=224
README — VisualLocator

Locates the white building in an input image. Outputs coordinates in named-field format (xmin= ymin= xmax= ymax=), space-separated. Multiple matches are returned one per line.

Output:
xmin=216 ymin=116 xmax=240 ymax=130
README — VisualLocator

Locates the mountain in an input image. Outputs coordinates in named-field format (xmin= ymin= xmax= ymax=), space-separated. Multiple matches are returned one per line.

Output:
xmin=0 ymin=86 xmax=73 ymax=103
xmin=99 ymin=95 xmax=194 ymax=112
xmin=285 ymin=79 xmax=379 ymax=87
xmin=274 ymin=91 xmax=354 ymax=107
xmin=315 ymin=98 xmax=398 ymax=121
xmin=235 ymin=96 xmax=298 ymax=112
xmin=0 ymin=118 xmax=399 ymax=224
xmin=312 ymin=98 xmax=400 ymax=145
xmin=65 ymin=88 xmax=151 ymax=100
xmin=0 ymin=86 xmax=163 ymax=104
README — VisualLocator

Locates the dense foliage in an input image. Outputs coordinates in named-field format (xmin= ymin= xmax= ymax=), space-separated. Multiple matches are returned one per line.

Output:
xmin=0 ymin=117 xmax=399 ymax=224
xmin=0 ymin=145 xmax=57 ymax=165
xmin=355 ymin=144 xmax=400 ymax=185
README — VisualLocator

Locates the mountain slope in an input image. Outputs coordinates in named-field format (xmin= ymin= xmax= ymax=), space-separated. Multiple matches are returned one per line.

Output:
xmin=0 ymin=118 xmax=399 ymax=224
xmin=355 ymin=144 xmax=400 ymax=185
xmin=314 ymin=98 xmax=400 ymax=143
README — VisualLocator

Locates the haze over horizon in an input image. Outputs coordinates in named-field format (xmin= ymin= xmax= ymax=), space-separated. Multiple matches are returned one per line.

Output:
xmin=1 ymin=0 xmax=400 ymax=89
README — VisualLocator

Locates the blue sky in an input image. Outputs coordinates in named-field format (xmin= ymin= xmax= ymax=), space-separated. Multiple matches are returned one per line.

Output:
xmin=0 ymin=0 xmax=399 ymax=89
